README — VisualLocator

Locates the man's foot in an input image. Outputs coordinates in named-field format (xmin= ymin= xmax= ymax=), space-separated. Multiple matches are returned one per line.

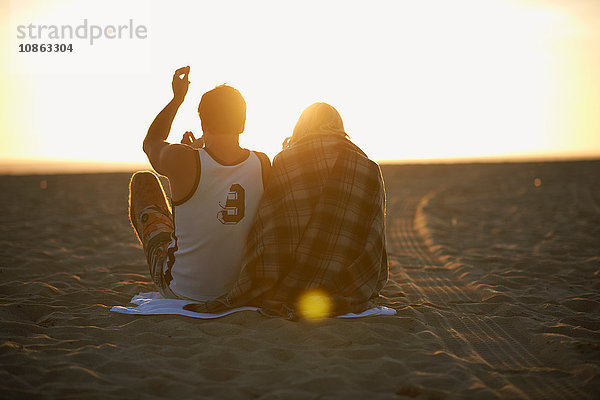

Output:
xmin=129 ymin=171 xmax=171 ymax=241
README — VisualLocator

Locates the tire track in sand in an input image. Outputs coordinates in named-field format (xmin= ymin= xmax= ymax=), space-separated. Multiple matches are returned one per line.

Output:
xmin=386 ymin=190 xmax=589 ymax=400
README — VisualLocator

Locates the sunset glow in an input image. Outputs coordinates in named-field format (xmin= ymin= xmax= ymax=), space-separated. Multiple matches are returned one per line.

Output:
xmin=1 ymin=0 xmax=599 ymax=173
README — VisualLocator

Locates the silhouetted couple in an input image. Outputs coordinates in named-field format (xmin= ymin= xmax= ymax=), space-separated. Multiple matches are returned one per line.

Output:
xmin=129 ymin=66 xmax=388 ymax=319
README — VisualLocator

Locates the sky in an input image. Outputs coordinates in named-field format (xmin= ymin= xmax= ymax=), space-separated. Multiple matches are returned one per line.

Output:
xmin=1 ymin=0 xmax=599 ymax=172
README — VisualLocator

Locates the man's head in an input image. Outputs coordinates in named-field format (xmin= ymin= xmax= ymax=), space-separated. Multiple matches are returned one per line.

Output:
xmin=198 ymin=85 xmax=246 ymax=135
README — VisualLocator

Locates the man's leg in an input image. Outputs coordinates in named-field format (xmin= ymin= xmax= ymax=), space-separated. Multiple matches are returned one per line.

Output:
xmin=128 ymin=171 xmax=178 ymax=297
xmin=129 ymin=171 xmax=171 ymax=242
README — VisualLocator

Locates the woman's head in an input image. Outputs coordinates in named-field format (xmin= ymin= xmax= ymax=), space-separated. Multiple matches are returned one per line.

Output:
xmin=283 ymin=102 xmax=348 ymax=148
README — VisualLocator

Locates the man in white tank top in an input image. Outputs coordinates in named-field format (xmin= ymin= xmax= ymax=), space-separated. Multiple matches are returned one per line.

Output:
xmin=128 ymin=66 xmax=270 ymax=302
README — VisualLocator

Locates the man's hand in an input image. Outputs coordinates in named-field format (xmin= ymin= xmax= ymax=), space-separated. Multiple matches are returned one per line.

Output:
xmin=181 ymin=131 xmax=204 ymax=149
xmin=172 ymin=66 xmax=190 ymax=102
xmin=144 ymin=66 xmax=190 ymax=173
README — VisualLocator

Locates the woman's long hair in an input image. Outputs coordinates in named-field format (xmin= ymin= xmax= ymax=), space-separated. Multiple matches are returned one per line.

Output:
xmin=282 ymin=102 xmax=349 ymax=149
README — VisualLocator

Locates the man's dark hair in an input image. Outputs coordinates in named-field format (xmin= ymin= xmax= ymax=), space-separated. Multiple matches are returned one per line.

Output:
xmin=198 ymin=85 xmax=246 ymax=135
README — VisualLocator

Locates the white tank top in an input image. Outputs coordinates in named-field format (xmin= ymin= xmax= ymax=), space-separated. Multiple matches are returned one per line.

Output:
xmin=166 ymin=149 xmax=264 ymax=301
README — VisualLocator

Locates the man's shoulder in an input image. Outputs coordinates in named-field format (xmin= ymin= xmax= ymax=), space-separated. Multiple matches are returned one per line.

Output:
xmin=159 ymin=144 xmax=198 ymax=177
xmin=161 ymin=143 xmax=197 ymax=164
xmin=247 ymin=150 xmax=271 ymax=188
xmin=251 ymin=150 xmax=271 ymax=166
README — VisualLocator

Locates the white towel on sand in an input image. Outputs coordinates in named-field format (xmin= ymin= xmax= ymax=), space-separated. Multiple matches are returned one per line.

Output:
xmin=111 ymin=292 xmax=396 ymax=319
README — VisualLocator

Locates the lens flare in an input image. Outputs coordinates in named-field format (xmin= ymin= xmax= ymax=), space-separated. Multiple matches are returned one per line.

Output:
xmin=297 ymin=289 xmax=332 ymax=321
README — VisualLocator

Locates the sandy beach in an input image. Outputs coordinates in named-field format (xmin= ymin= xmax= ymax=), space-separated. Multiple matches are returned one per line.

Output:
xmin=1 ymin=160 xmax=598 ymax=399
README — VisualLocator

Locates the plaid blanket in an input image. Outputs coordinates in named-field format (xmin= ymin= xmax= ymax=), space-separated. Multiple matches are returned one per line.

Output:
xmin=185 ymin=135 xmax=388 ymax=318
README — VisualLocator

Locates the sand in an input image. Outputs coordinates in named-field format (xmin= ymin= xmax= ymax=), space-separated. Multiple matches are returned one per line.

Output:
xmin=0 ymin=161 xmax=598 ymax=399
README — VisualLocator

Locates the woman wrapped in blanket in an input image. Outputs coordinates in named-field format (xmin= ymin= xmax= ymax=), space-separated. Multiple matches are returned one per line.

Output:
xmin=185 ymin=103 xmax=389 ymax=319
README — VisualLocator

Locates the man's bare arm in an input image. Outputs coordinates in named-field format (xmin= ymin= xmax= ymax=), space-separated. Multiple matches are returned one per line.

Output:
xmin=143 ymin=66 xmax=190 ymax=174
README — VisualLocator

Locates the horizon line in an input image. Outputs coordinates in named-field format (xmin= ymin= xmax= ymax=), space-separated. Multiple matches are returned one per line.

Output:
xmin=1 ymin=152 xmax=600 ymax=175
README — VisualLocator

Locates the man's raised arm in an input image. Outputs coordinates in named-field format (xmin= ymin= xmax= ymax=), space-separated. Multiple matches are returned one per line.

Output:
xmin=143 ymin=66 xmax=190 ymax=174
